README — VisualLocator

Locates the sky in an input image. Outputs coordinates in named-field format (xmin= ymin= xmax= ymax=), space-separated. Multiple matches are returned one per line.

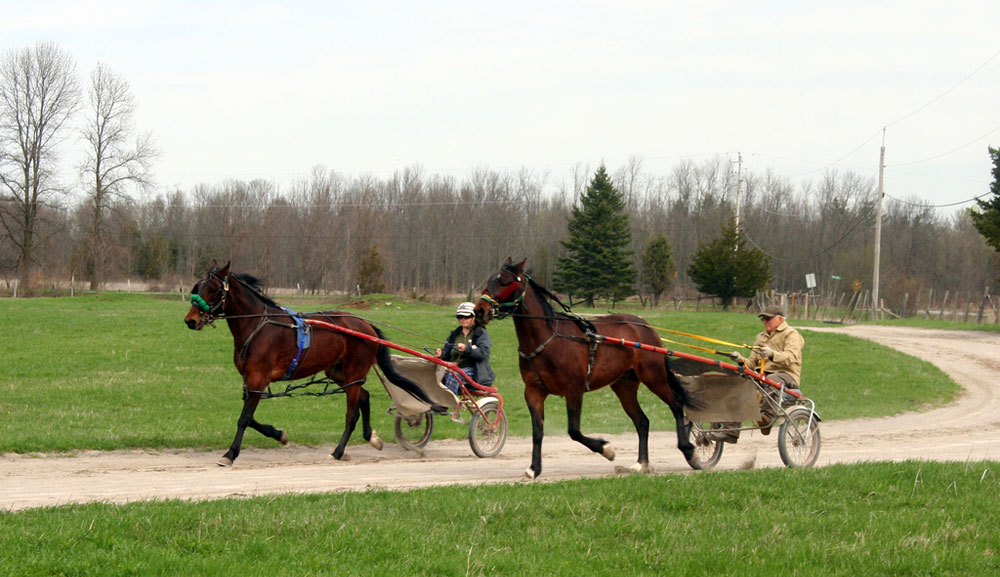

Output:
xmin=3 ymin=1 xmax=1000 ymax=213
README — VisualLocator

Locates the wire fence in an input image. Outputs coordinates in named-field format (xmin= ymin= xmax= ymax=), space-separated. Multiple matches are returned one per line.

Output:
xmin=754 ymin=288 xmax=999 ymax=325
xmin=5 ymin=276 xmax=999 ymax=327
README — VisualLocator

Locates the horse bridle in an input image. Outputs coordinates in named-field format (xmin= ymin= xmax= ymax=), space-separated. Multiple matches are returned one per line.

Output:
xmin=191 ymin=267 xmax=230 ymax=325
xmin=480 ymin=265 xmax=525 ymax=320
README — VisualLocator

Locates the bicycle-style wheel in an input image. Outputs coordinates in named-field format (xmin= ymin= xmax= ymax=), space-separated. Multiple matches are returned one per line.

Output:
xmin=777 ymin=407 xmax=821 ymax=468
xmin=687 ymin=419 xmax=724 ymax=470
xmin=394 ymin=412 xmax=434 ymax=450
xmin=469 ymin=401 xmax=507 ymax=458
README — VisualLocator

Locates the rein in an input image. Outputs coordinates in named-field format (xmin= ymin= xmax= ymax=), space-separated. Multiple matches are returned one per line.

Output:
xmin=247 ymin=376 xmax=367 ymax=399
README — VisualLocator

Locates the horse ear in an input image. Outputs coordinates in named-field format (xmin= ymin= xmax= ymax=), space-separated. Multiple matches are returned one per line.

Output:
xmin=503 ymin=256 xmax=512 ymax=265
xmin=516 ymin=258 xmax=527 ymax=272
xmin=220 ymin=261 xmax=231 ymax=275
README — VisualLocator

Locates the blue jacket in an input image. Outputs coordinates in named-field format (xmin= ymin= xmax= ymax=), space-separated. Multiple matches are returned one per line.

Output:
xmin=441 ymin=325 xmax=496 ymax=386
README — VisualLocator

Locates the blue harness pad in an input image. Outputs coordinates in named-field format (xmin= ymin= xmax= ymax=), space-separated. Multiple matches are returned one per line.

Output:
xmin=279 ymin=306 xmax=312 ymax=381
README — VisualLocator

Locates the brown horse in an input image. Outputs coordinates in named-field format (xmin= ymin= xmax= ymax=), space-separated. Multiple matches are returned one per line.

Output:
xmin=184 ymin=260 xmax=432 ymax=466
xmin=475 ymin=258 xmax=699 ymax=478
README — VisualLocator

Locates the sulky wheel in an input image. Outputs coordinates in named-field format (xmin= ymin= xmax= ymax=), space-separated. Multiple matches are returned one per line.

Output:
xmin=394 ymin=412 xmax=434 ymax=450
xmin=686 ymin=419 xmax=724 ymax=470
xmin=778 ymin=407 xmax=821 ymax=468
xmin=469 ymin=401 xmax=507 ymax=458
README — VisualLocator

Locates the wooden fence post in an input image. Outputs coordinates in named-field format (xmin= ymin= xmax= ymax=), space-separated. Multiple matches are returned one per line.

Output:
xmin=841 ymin=292 xmax=855 ymax=324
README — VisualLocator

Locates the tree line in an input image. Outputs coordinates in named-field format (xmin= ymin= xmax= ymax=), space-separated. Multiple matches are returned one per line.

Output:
xmin=2 ymin=43 xmax=998 ymax=313
xmin=7 ymin=155 xmax=999 ymax=311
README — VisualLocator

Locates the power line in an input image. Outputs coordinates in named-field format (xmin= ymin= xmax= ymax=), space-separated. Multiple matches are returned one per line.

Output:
xmin=743 ymin=200 xmax=877 ymax=263
xmin=835 ymin=128 xmax=885 ymax=165
xmin=828 ymin=48 xmax=1000 ymax=170
xmin=889 ymin=124 xmax=1000 ymax=167
xmin=884 ymin=191 xmax=991 ymax=209
xmin=885 ymin=47 xmax=1000 ymax=129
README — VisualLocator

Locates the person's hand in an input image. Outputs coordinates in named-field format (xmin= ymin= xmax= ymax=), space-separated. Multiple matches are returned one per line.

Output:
xmin=757 ymin=345 xmax=775 ymax=359
xmin=729 ymin=351 xmax=746 ymax=365
xmin=456 ymin=343 xmax=467 ymax=352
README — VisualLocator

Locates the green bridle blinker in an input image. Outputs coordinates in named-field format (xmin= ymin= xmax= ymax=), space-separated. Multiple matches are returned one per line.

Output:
xmin=191 ymin=294 xmax=211 ymax=313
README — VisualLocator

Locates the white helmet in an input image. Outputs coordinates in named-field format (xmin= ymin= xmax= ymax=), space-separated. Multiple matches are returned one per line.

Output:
xmin=456 ymin=302 xmax=476 ymax=318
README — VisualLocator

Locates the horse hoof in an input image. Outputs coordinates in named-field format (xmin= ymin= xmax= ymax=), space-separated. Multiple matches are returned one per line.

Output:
xmin=524 ymin=467 xmax=538 ymax=480
xmin=331 ymin=452 xmax=349 ymax=461
xmin=279 ymin=431 xmax=289 ymax=445
xmin=613 ymin=462 xmax=649 ymax=474
xmin=369 ymin=431 xmax=384 ymax=451
xmin=217 ymin=456 xmax=233 ymax=467
xmin=601 ymin=444 xmax=616 ymax=461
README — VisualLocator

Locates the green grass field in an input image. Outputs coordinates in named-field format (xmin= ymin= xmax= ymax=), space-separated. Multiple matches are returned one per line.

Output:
xmin=1 ymin=293 xmax=993 ymax=575
xmin=1 ymin=461 xmax=996 ymax=576
xmin=0 ymin=293 xmax=958 ymax=454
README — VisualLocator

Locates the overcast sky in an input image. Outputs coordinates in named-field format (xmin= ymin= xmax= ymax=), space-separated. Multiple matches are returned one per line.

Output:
xmin=4 ymin=1 xmax=999 ymax=212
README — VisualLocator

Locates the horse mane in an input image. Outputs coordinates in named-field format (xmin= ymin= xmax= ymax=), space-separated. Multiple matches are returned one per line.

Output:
xmin=525 ymin=276 xmax=556 ymax=323
xmin=232 ymin=272 xmax=281 ymax=308
xmin=525 ymin=274 xmax=597 ymax=334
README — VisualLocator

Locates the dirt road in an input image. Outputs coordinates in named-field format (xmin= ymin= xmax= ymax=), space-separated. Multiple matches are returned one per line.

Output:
xmin=3 ymin=326 xmax=998 ymax=512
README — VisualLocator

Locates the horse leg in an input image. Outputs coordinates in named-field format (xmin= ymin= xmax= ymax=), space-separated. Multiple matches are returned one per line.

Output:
xmin=247 ymin=412 xmax=289 ymax=445
xmin=610 ymin=380 xmax=651 ymax=473
xmin=524 ymin=384 xmax=547 ymax=479
xmin=643 ymin=370 xmax=696 ymax=463
xmin=331 ymin=385 xmax=363 ymax=460
xmin=358 ymin=386 xmax=383 ymax=451
xmin=218 ymin=383 xmax=284 ymax=466
xmin=565 ymin=390 xmax=616 ymax=462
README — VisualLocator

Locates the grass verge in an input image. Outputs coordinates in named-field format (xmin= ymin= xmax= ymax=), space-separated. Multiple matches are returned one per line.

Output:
xmin=1 ymin=461 xmax=996 ymax=576
xmin=0 ymin=294 xmax=959 ymax=454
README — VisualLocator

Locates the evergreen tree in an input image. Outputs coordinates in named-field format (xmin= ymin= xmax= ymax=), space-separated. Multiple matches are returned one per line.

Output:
xmin=641 ymin=234 xmax=675 ymax=306
xmin=554 ymin=165 xmax=635 ymax=306
xmin=970 ymin=146 xmax=1000 ymax=253
xmin=687 ymin=216 xmax=771 ymax=309
xmin=355 ymin=245 xmax=385 ymax=294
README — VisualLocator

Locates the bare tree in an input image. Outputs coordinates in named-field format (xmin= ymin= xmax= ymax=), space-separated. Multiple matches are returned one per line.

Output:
xmin=0 ymin=42 xmax=80 ymax=295
xmin=79 ymin=62 xmax=158 ymax=290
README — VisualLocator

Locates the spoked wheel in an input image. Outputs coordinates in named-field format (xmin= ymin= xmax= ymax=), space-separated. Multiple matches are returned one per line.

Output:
xmin=778 ymin=407 xmax=821 ymax=468
xmin=686 ymin=419 xmax=724 ymax=470
xmin=469 ymin=401 xmax=507 ymax=458
xmin=394 ymin=412 xmax=434 ymax=450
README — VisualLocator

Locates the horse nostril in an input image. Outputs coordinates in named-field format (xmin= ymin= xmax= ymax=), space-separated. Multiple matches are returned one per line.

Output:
xmin=185 ymin=318 xmax=197 ymax=330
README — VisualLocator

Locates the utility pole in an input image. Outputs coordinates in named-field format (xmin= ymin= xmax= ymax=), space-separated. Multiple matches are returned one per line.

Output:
xmin=734 ymin=152 xmax=743 ymax=232
xmin=872 ymin=129 xmax=885 ymax=320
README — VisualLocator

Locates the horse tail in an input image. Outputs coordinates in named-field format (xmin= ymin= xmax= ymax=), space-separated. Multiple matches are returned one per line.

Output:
xmin=665 ymin=357 xmax=706 ymax=411
xmin=372 ymin=326 xmax=434 ymax=404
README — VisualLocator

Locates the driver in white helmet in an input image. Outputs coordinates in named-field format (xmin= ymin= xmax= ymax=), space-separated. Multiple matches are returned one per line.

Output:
xmin=435 ymin=301 xmax=496 ymax=395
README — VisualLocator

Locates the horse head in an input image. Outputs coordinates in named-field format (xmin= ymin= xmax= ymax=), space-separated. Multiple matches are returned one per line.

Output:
xmin=476 ymin=257 xmax=527 ymax=324
xmin=185 ymin=260 xmax=231 ymax=330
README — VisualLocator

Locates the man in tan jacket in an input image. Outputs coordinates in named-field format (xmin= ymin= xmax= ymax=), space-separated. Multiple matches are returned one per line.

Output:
xmin=710 ymin=304 xmax=805 ymax=443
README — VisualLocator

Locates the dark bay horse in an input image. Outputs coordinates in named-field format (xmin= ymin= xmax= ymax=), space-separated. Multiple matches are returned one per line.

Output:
xmin=184 ymin=260 xmax=431 ymax=466
xmin=475 ymin=258 xmax=699 ymax=479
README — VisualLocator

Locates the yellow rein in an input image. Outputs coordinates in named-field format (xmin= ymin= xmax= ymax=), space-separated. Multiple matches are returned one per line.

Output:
xmin=651 ymin=325 xmax=758 ymax=351
xmin=657 ymin=335 xmax=728 ymax=356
